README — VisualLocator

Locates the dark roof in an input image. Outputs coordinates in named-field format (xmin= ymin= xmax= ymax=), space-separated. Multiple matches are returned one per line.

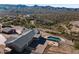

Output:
xmin=2 ymin=27 xmax=16 ymax=34
xmin=6 ymin=29 xmax=36 ymax=52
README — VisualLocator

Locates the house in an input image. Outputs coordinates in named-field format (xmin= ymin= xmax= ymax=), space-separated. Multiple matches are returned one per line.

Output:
xmin=2 ymin=27 xmax=16 ymax=34
xmin=6 ymin=29 xmax=36 ymax=52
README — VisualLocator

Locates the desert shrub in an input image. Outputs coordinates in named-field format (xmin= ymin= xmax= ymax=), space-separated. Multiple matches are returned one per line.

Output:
xmin=45 ymin=31 xmax=61 ymax=35
xmin=74 ymin=41 xmax=79 ymax=49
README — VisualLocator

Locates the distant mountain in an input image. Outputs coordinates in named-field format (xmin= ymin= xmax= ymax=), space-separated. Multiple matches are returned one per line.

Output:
xmin=0 ymin=4 xmax=79 ymax=15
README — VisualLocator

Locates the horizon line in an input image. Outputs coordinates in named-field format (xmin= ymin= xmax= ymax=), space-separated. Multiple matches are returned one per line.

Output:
xmin=0 ymin=4 xmax=79 ymax=8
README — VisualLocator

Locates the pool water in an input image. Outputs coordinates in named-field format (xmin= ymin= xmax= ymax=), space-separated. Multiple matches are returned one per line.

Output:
xmin=47 ymin=36 xmax=61 ymax=42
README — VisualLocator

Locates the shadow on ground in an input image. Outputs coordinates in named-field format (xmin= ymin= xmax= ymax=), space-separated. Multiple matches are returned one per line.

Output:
xmin=29 ymin=37 xmax=46 ymax=48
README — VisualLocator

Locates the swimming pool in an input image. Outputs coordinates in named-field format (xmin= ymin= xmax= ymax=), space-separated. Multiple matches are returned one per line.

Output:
xmin=47 ymin=36 xmax=61 ymax=42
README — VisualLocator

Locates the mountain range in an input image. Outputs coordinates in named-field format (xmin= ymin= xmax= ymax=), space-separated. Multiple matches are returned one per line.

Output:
xmin=0 ymin=4 xmax=79 ymax=15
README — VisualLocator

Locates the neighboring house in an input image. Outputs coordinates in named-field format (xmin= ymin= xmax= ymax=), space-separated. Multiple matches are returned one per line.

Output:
xmin=2 ymin=27 xmax=16 ymax=34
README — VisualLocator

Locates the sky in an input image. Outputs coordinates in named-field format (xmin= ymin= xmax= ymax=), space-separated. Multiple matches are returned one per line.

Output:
xmin=0 ymin=0 xmax=79 ymax=8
